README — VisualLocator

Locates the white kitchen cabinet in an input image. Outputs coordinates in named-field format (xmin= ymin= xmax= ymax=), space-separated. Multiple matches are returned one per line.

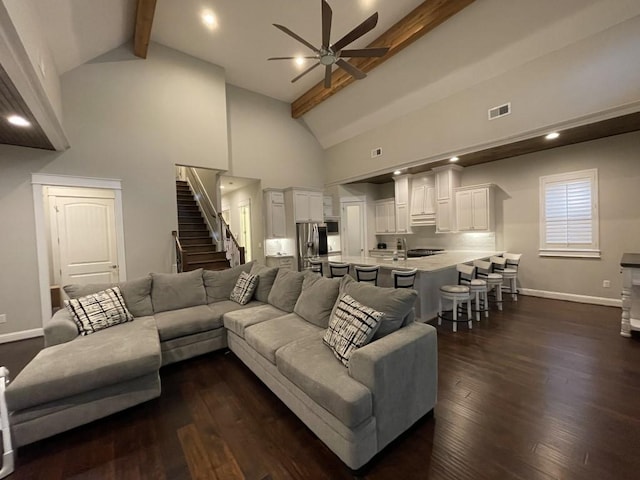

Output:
xmin=455 ymin=185 xmax=494 ymax=232
xmin=375 ymin=199 xmax=396 ymax=234
xmin=410 ymin=182 xmax=436 ymax=226
xmin=323 ymin=195 xmax=333 ymax=218
xmin=393 ymin=175 xmax=412 ymax=234
xmin=266 ymin=255 xmax=294 ymax=271
xmin=433 ymin=166 xmax=462 ymax=233
xmin=292 ymin=190 xmax=324 ymax=223
xmin=264 ymin=190 xmax=286 ymax=238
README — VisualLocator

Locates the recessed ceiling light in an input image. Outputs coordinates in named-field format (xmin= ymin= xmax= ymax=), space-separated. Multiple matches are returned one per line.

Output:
xmin=7 ymin=115 xmax=31 ymax=127
xmin=450 ymin=156 xmax=459 ymax=162
xmin=393 ymin=170 xmax=402 ymax=175
xmin=545 ymin=132 xmax=560 ymax=140
xmin=201 ymin=11 xmax=217 ymax=29
xmin=295 ymin=56 xmax=305 ymax=66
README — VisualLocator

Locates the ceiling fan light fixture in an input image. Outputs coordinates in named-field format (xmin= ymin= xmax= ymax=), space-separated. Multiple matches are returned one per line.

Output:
xmin=295 ymin=56 xmax=305 ymax=66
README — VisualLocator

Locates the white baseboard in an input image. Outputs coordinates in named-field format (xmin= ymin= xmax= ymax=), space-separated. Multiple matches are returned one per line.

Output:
xmin=0 ymin=328 xmax=44 ymax=344
xmin=519 ymin=288 xmax=621 ymax=307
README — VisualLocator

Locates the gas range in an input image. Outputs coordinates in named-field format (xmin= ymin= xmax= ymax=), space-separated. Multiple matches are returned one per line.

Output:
xmin=406 ymin=248 xmax=445 ymax=258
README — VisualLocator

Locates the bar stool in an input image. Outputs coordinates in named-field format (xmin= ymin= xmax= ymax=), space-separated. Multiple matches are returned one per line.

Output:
xmin=461 ymin=263 xmax=488 ymax=322
xmin=392 ymin=268 xmax=418 ymax=289
xmin=438 ymin=264 xmax=474 ymax=332
xmin=354 ymin=265 xmax=379 ymax=285
xmin=493 ymin=254 xmax=519 ymax=301
xmin=309 ymin=258 xmax=324 ymax=277
xmin=474 ymin=259 xmax=502 ymax=312
xmin=328 ymin=262 xmax=350 ymax=278
xmin=503 ymin=253 xmax=522 ymax=301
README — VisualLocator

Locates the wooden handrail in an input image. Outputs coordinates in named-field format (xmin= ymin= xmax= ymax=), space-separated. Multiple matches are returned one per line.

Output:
xmin=218 ymin=213 xmax=246 ymax=265
xmin=172 ymin=230 xmax=187 ymax=273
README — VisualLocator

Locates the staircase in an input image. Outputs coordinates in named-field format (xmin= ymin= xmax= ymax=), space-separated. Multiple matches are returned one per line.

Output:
xmin=176 ymin=180 xmax=230 ymax=271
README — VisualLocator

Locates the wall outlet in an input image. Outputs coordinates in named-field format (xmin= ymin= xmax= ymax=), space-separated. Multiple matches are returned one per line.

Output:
xmin=0 ymin=314 xmax=6 ymax=324
xmin=603 ymin=280 xmax=611 ymax=288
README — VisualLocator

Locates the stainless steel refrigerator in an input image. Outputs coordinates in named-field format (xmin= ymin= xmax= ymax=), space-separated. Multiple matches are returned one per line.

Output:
xmin=296 ymin=223 xmax=328 ymax=271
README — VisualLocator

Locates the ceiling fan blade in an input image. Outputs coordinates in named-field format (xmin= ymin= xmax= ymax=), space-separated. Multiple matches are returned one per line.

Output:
xmin=339 ymin=47 xmax=389 ymax=58
xmin=337 ymin=59 xmax=366 ymax=80
xmin=268 ymin=56 xmax=317 ymax=60
xmin=273 ymin=24 xmax=319 ymax=53
xmin=291 ymin=62 xmax=321 ymax=83
xmin=324 ymin=65 xmax=332 ymax=88
xmin=321 ymin=0 xmax=332 ymax=49
xmin=332 ymin=12 xmax=378 ymax=51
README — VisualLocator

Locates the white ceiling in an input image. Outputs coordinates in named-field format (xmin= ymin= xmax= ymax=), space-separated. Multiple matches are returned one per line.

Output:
xmin=28 ymin=0 xmax=640 ymax=149
xmin=220 ymin=175 xmax=259 ymax=195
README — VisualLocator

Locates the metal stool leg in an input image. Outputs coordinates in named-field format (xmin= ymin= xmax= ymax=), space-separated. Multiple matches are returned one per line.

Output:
xmin=0 ymin=367 xmax=14 ymax=480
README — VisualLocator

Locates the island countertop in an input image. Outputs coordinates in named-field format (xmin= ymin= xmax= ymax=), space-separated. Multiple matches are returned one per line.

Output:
xmin=326 ymin=250 xmax=501 ymax=274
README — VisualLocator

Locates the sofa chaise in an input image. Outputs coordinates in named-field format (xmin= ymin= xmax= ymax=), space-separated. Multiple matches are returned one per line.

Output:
xmin=4 ymin=261 xmax=438 ymax=470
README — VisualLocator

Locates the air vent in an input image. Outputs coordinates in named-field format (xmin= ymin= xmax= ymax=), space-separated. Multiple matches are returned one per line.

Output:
xmin=488 ymin=102 xmax=511 ymax=120
xmin=371 ymin=147 xmax=382 ymax=158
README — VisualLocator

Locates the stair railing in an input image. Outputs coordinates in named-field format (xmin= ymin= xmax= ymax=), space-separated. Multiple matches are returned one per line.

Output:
xmin=219 ymin=213 xmax=246 ymax=267
xmin=183 ymin=168 xmax=222 ymax=250
xmin=172 ymin=230 xmax=187 ymax=273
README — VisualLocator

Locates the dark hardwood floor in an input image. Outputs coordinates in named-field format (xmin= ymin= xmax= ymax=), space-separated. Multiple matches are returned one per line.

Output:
xmin=3 ymin=296 xmax=640 ymax=479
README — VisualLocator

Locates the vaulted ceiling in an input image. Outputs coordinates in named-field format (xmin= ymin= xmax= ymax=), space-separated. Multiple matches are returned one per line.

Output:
xmin=2 ymin=0 xmax=640 ymax=154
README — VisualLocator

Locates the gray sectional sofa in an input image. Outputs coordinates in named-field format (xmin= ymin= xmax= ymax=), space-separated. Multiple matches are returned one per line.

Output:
xmin=5 ymin=261 xmax=438 ymax=470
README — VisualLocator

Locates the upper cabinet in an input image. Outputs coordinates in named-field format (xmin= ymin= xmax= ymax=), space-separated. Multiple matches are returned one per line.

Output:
xmin=264 ymin=189 xmax=286 ymax=238
xmin=374 ymin=199 xmax=396 ymax=234
xmin=410 ymin=174 xmax=436 ymax=226
xmin=455 ymin=184 xmax=495 ymax=232
xmin=323 ymin=195 xmax=334 ymax=218
xmin=291 ymin=189 xmax=323 ymax=223
xmin=393 ymin=175 xmax=412 ymax=234
xmin=433 ymin=165 xmax=462 ymax=233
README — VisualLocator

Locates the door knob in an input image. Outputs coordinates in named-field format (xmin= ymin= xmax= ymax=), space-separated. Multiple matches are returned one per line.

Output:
xmin=111 ymin=265 xmax=118 ymax=269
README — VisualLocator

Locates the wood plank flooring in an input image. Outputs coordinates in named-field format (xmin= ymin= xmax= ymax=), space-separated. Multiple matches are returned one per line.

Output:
xmin=3 ymin=296 xmax=640 ymax=479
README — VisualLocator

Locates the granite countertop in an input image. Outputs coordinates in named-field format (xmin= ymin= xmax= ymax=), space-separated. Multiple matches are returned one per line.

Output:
xmin=621 ymin=253 xmax=640 ymax=267
xmin=326 ymin=250 xmax=500 ymax=273
xmin=266 ymin=254 xmax=293 ymax=258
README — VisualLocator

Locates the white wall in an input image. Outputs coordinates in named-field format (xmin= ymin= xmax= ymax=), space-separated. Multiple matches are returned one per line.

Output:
xmin=221 ymin=181 xmax=263 ymax=263
xmin=460 ymin=131 xmax=640 ymax=299
xmin=226 ymin=85 xmax=325 ymax=190
xmin=324 ymin=15 xmax=640 ymax=185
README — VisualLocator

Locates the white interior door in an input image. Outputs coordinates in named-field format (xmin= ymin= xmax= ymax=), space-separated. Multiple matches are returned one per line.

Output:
xmin=239 ymin=200 xmax=252 ymax=262
xmin=342 ymin=202 xmax=365 ymax=257
xmin=49 ymin=188 xmax=119 ymax=286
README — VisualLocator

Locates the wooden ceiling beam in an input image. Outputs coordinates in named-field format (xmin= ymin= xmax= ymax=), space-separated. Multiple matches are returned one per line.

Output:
xmin=134 ymin=0 xmax=157 ymax=59
xmin=291 ymin=0 xmax=476 ymax=119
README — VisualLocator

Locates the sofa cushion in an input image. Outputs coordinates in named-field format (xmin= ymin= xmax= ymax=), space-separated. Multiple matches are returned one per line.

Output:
xmin=154 ymin=301 xmax=262 ymax=341
xmin=340 ymin=276 xmax=417 ymax=339
xmin=65 ymin=287 xmax=133 ymax=336
xmin=244 ymin=313 xmax=321 ymax=364
xmin=223 ymin=304 xmax=287 ymax=339
xmin=230 ymin=272 xmax=258 ymax=305
xmin=150 ymin=269 xmax=206 ymax=313
xmin=323 ymin=294 xmax=383 ymax=367
xmin=63 ymin=275 xmax=153 ymax=317
xmin=5 ymin=317 xmax=160 ymax=412
xmin=203 ymin=262 xmax=255 ymax=303
xmin=250 ymin=263 xmax=279 ymax=302
xmin=267 ymin=269 xmax=306 ymax=313
xmin=276 ymin=331 xmax=373 ymax=428
xmin=294 ymin=275 xmax=341 ymax=328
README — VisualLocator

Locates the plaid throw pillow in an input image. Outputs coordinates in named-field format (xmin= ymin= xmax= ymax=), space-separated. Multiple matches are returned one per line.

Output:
xmin=230 ymin=271 xmax=258 ymax=305
xmin=323 ymin=294 xmax=384 ymax=367
xmin=65 ymin=287 xmax=134 ymax=336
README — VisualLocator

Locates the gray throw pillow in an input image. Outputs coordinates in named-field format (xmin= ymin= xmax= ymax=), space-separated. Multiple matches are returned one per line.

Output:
xmin=63 ymin=276 xmax=153 ymax=317
xmin=294 ymin=275 xmax=341 ymax=328
xmin=339 ymin=275 xmax=417 ymax=339
xmin=150 ymin=269 xmax=206 ymax=313
xmin=267 ymin=269 xmax=306 ymax=313
xmin=250 ymin=263 xmax=279 ymax=303
xmin=203 ymin=261 xmax=255 ymax=303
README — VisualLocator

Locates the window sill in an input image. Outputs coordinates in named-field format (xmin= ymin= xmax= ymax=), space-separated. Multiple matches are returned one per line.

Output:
xmin=539 ymin=249 xmax=601 ymax=259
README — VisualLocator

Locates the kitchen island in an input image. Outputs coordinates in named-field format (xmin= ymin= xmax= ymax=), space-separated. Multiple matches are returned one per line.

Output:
xmin=326 ymin=251 xmax=500 ymax=321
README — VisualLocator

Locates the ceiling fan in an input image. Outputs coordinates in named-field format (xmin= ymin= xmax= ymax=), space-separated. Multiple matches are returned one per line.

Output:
xmin=268 ymin=0 xmax=389 ymax=89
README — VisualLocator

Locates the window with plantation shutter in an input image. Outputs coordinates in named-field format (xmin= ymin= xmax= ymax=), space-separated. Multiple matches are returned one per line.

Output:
xmin=539 ymin=169 xmax=600 ymax=258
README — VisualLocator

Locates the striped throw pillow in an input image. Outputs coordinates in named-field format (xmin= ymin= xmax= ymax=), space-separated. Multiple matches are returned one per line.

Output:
xmin=230 ymin=271 xmax=258 ymax=305
xmin=65 ymin=287 xmax=134 ymax=336
xmin=323 ymin=294 xmax=384 ymax=367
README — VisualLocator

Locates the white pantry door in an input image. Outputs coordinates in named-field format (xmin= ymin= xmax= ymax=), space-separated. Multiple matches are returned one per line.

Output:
xmin=49 ymin=187 xmax=119 ymax=286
